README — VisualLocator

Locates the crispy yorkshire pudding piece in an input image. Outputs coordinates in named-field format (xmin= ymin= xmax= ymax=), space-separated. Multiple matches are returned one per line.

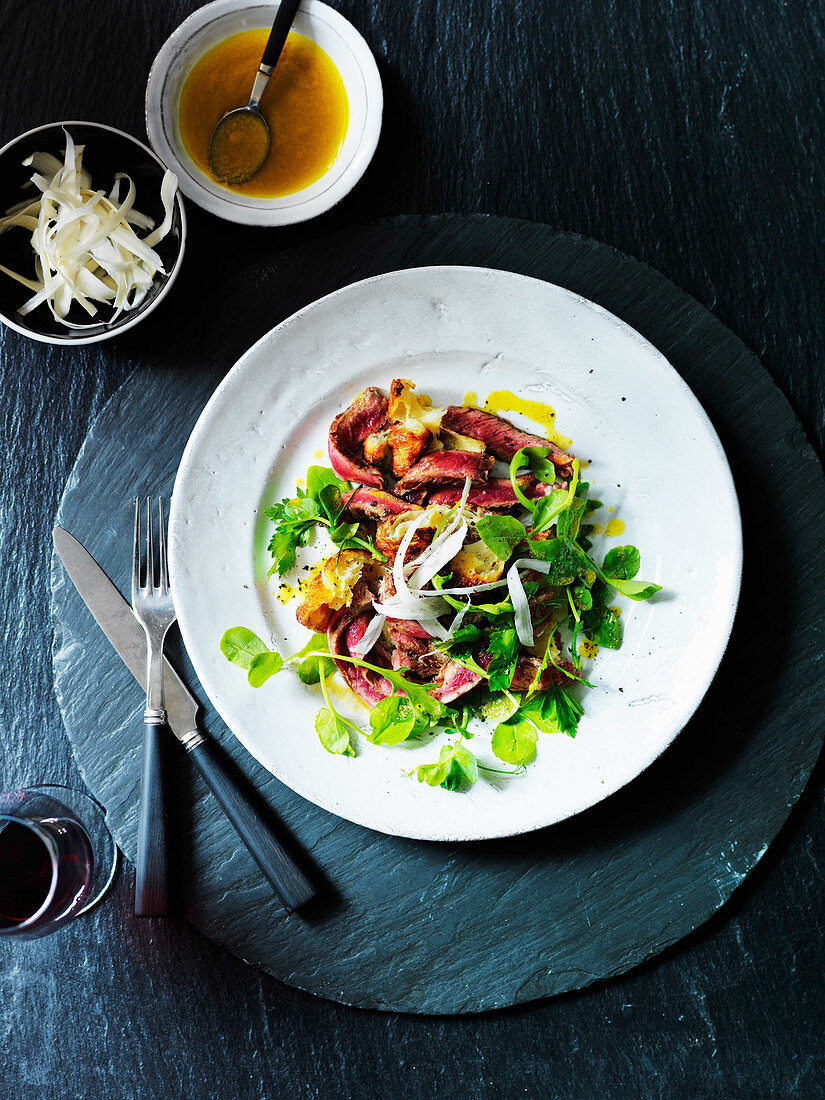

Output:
xmin=296 ymin=549 xmax=373 ymax=633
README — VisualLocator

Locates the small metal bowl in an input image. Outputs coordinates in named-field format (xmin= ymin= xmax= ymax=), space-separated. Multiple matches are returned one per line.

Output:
xmin=0 ymin=121 xmax=186 ymax=346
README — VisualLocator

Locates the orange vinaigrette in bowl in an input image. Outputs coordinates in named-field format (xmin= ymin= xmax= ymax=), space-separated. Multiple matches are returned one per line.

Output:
xmin=178 ymin=28 xmax=349 ymax=198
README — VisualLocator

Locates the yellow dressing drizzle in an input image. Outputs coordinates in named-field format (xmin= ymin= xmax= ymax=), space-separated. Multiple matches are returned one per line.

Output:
xmin=312 ymin=448 xmax=324 ymax=459
xmin=462 ymin=391 xmax=479 ymax=408
xmin=605 ymin=518 xmax=626 ymax=537
xmin=578 ymin=638 xmax=599 ymax=660
xmin=277 ymin=582 xmax=298 ymax=604
xmin=481 ymin=389 xmax=573 ymax=450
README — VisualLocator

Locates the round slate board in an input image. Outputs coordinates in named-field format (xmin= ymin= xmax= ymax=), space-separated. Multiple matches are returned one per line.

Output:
xmin=51 ymin=215 xmax=825 ymax=1014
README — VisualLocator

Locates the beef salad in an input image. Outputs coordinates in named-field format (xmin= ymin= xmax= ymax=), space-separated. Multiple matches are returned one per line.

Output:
xmin=221 ymin=380 xmax=662 ymax=792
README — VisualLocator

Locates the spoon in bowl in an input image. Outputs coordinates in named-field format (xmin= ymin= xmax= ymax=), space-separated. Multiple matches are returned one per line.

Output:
xmin=208 ymin=0 xmax=303 ymax=186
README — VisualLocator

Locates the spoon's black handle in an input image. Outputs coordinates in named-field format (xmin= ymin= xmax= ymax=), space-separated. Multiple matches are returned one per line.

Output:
xmin=261 ymin=0 xmax=303 ymax=70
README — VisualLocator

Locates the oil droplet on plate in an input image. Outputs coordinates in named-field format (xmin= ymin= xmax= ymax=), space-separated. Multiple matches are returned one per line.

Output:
xmin=605 ymin=518 xmax=626 ymax=537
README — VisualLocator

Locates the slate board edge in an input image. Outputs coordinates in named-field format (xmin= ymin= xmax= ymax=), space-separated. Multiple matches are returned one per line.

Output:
xmin=48 ymin=214 xmax=825 ymax=1014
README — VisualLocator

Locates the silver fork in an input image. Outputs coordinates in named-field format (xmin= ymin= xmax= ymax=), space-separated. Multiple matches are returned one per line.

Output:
xmin=131 ymin=497 xmax=176 ymax=917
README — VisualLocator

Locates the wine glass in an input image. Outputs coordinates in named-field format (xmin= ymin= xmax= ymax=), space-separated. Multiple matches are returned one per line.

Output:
xmin=0 ymin=786 xmax=118 ymax=939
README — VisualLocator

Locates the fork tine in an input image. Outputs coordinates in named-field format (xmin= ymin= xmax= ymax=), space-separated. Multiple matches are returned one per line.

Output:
xmin=158 ymin=496 xmax=169 ymax=594
xmin=132 ymin=498 xmax=141 ymax=600
xmin=146 ymin=495 xmax=154 ymax=590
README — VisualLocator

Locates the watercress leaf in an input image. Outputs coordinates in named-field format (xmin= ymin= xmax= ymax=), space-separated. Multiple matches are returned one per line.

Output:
xmin=290 ymin=632 xmax=328 ymax=661
xmin=509 ymin=448 xmax=537 ymax=509
xmin=555 ymin=496 xmax=586 ymax=541
xmin=572 ymin=582 xmax=593 ymax=611
xmin=247 ymin=651 xmax=284 ymax=687
xmin=329 ymin=521 xmax=360 ymax=545
xmin=220 ymin=627 xmax=270 ymax=670
xmin=415 ymin=749 xmax=452 ymax=787
xmin=415 ymin=742 xmax=478 ymax=790
xmin=306 ymin=465 xmax=347 ymax=501
xmin=602 ymin=545 xmax=641 ymax=580
xmin=475 ymin=515 xmax=527 ymax=561
xmin=593 ymin=607 xmax=623 ymax=648
xmin=315 ymin=709 xmax=355 ymax=756
xmin=526 ymin=536 xmax=591 ymax=583
xmin=609 ymin=577 xmax=662 ymax=601
xmin=522 ymin=446 xmax=559 ymax=483
xmin=298 ymin=651 xmax=335 ymax=685
xmin=491 ymin=715 xmax=538 ymax=765
xmin=442 ymin=744 xmax=479 ymax=790
xmin=368 ymin=695 xmax=417 ymax=745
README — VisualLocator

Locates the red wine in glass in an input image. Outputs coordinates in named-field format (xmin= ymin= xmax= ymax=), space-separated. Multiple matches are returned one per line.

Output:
xmin=0 ymin=788 xmax=114 ymax=939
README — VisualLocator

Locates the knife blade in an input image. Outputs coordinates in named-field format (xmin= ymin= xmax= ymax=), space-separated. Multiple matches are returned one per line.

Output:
xmin=53 ymin=527 xmax=201 ymax=743
xmin=52 ymin=525 xmax=316 ymax=913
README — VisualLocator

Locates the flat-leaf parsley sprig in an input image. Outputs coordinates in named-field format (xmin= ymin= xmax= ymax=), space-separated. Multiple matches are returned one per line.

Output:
xmin=265 ymin=465 xmax=384 ymax=576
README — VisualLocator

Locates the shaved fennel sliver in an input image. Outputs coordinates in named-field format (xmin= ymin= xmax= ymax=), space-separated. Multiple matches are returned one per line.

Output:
xmin=352 ymin=612 xmax=386 ymax=658
xmin=507 ymin=564 xmax=533 ymax=646
xmin=0 ymin=128 xmax=177 ymax=328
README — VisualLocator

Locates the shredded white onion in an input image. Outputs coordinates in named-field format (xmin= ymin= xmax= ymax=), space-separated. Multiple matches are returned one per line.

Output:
xmin=408 ymin=520 xmax=468 ymax=591
xmin=506 ymin=558 xmax=556 ymax=646
xmin=507 ymin=564 xmax=533 ymax=646
xmin=352 ymin=612 xmax=386 ymax=658
xmin=391 ymin=508 xmax=435 ymax=608
xmin=448 ymin=598 xmax=472 ymax=635
xmin=0 ymin=128 xmax=178 ymax=328
xmin=380 ymin=479 xmax=558 ymax=647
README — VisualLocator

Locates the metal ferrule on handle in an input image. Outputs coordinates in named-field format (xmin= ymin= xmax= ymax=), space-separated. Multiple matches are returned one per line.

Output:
xmin=249 ymin=65 xmax=274 ymax=109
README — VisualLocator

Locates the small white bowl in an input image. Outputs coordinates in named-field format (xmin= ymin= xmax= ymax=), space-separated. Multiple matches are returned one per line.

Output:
xmin=145 ymin=0 xmax=382 ymax=226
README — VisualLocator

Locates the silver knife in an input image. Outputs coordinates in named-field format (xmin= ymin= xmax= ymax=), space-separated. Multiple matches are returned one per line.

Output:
xmin=53 ymin=526 xmax=315 ymax=913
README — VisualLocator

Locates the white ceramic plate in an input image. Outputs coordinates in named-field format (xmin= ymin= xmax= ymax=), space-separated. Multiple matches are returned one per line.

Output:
xmin=170 ymin=267 xmax=742 ymax=841
xmin=145 ymin=0 xmax=382 ymax=225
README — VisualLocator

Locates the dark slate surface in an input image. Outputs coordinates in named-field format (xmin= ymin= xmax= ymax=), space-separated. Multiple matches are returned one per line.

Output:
xmin=50 ymin=216 xmax=825 ymax=1018
xmin=0 ymin=0 xmax=822 ymax=1095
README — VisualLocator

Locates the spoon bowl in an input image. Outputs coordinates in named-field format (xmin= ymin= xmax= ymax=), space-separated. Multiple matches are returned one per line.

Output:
xmin=208 ymin=105 xmax=270 ymax=185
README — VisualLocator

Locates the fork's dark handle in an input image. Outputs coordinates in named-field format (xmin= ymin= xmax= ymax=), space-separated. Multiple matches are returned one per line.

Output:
xmin=134 ymin=723 xmax=170 ymax=917
xmin=260 ymin=0 xmax=302 ymax=69
xmin=186 ymin=736 xmax=315 ymax=913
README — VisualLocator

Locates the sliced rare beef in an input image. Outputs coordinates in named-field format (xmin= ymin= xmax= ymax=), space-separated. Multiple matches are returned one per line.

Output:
xmin=441 ymin=406 xmax=574 ymax=473
xmin=327 ymin=387 xmax=388 ymax=488
xmin=428 ymin=475 xmax=551 ymax=509
xmin=392 ymin=450 xmax=492 ymax=496
xmin=343 ymin=486 xmax=420 ymax=522
xmin=327 ymin=580 xmax=393 ymax=707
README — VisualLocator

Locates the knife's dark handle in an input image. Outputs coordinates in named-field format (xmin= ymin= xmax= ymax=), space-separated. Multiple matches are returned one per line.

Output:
xmin=135 ymin=723 xmax=170 ymax=917
xmin=187 ymin=737 xmax=315 ymax=913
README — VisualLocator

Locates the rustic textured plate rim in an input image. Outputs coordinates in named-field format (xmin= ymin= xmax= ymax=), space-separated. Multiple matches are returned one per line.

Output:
xmin=169 ymin=265 xmax=743 ymax=841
